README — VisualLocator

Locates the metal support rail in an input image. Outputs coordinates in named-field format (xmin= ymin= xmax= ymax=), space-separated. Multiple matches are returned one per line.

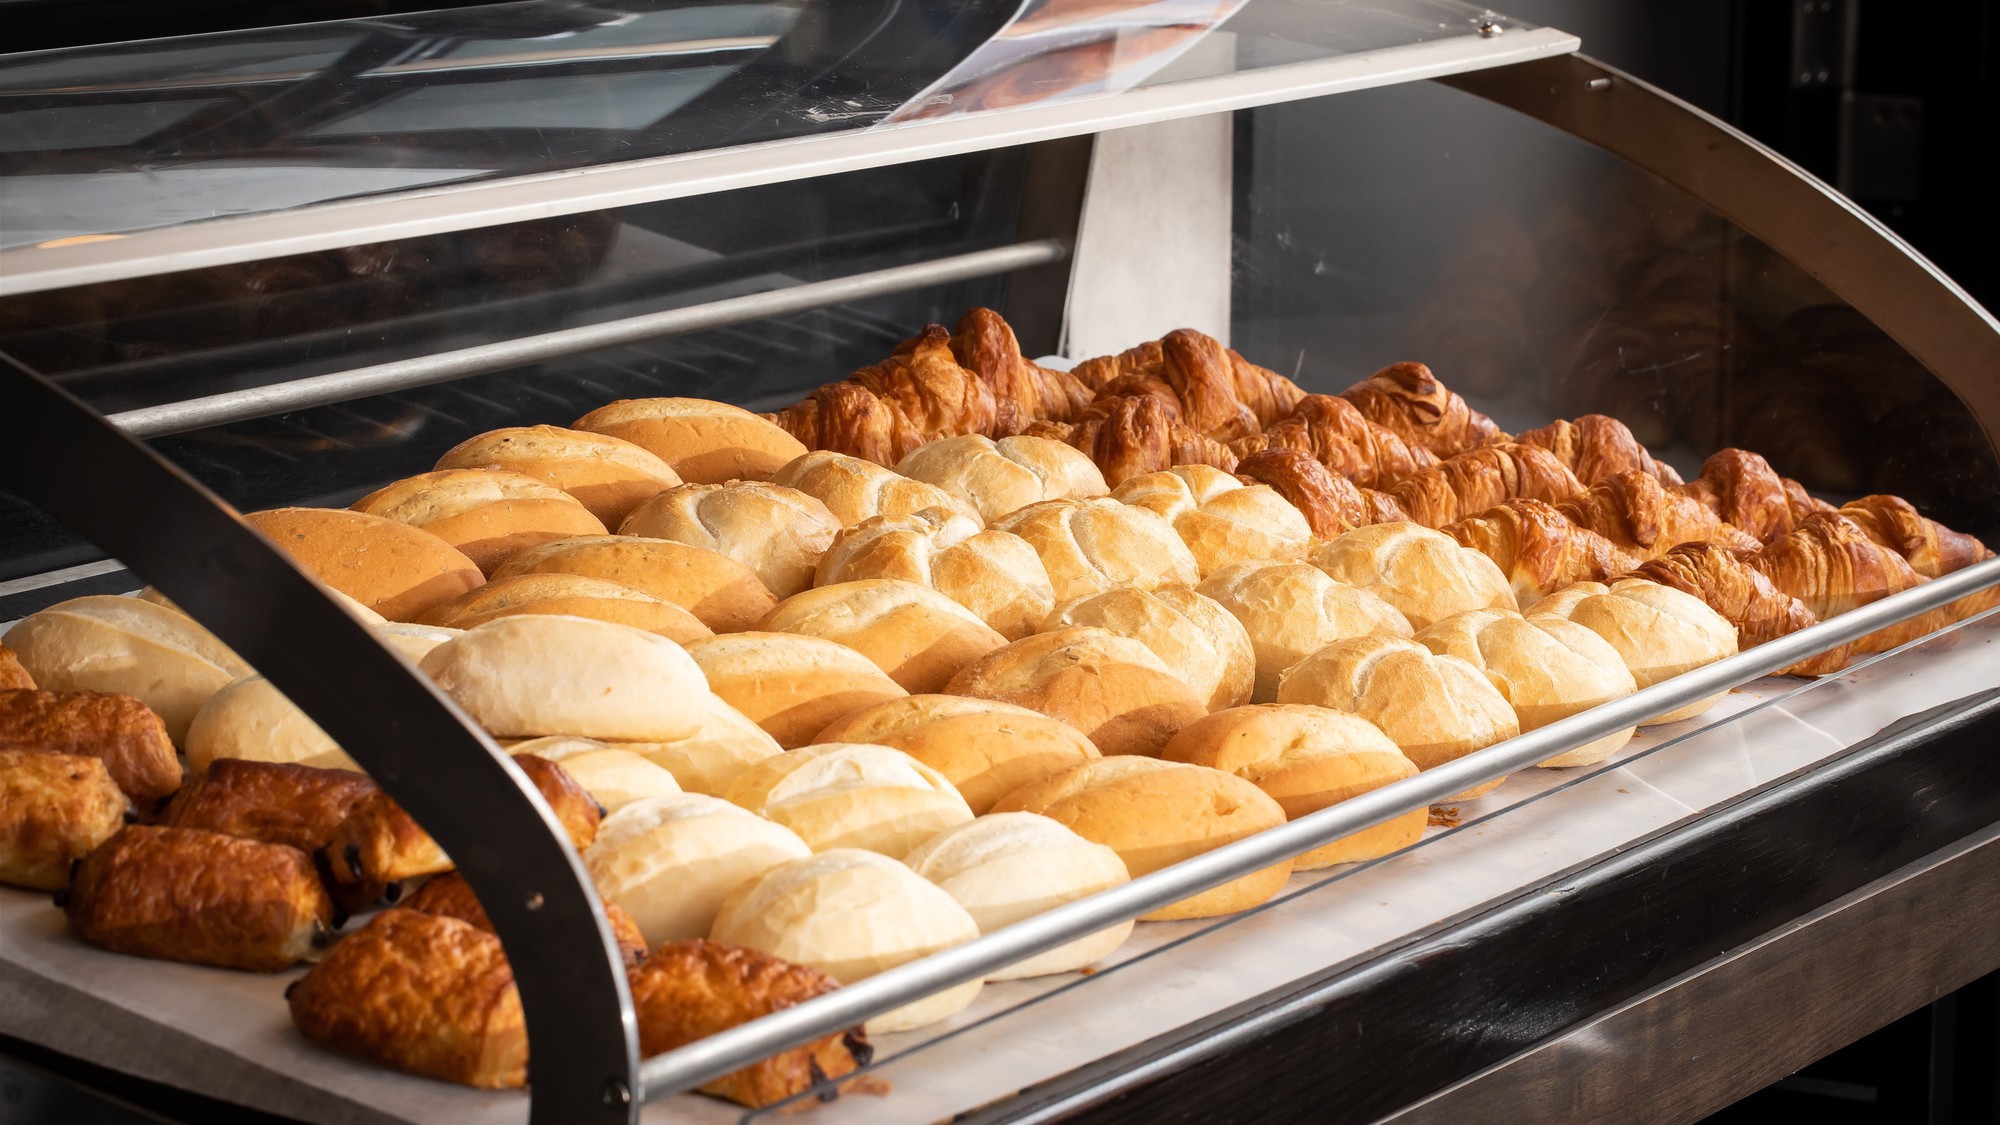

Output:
xmin=637 ymin=555 xmax=2000 ymax=1101
xmin=105 ymin=239 xmax=1068 ymax=439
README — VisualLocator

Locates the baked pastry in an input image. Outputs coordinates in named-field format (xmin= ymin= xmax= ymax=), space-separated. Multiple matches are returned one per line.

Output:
xmin=351 ymin=468 xmax=609 ymax=576
xmin=586 ymin=793 xmax=812 ymax=945
xmin=1031 ymin=394 xmax=1240 ymax=487
xmin=162 ymin=758 xmax=375 ymax=851
xmin=245 ymin=507 xmax=484 ymax=623
xmin=991 ymin=757 xmax=1291 ymax=920
xmin=414 ymin=572 xmax=712 ymax=643
xmin=504 ymin=736 xmax=682 ymax=813
xmin=1307 ymin=523 xmax=1516 ymax=631
xmin=0 ymin=646 xmax=33 ymax=691
xmin=766 ymin=325 xmax=998 ymax=464
xmin=1838 ymin=494 xmax=1994 ymax=579
xmin=1676 ymin=448 xmax=1832 ymax=544
xmin=1111 ymin=464 xmax=1312 ymax=577
xmin=683 ymin=632 xmax=908 ymax=749
xmin=894 ymin=433 xmax=1108 ymax=522
xmin=723 ymin=742 xmax=973 ymax=858
xmin=1383 ymin=443 xmax=1586 ymax=528
xmin=760 ymin=579 xmax=1008 ymax=694
xmin=944 ymin=627 xmax=1206 ymax=757
xmin=434 ymin=425 xmax=682 ymax=527
xmin=572 ymin=397 xmax=808 ymax=484
xmin=1516 ymin=414 xmax=1683 ymax=487
xmin=990 ymin=497 xmax=1199 ymax=602
xmin=1230 ymin=393 xmax=1439 ymax=489
xmin=5 ymin=595 xmax=251 ymax=744
xmin=0 ymin=750 xmax=131 ymax=890
xmin=1628 ymin=541 xmax=1832 ymax=659
xmin=948 ymin=307 xmax=1094 ymax=434
xmin=1341 ymin=361 xmax=1506 ymax=457
xmin=491 ymin=535 xmax=777 ymax=634
xmin=1444 ymin=498 xmax=1643 ymax=607
xmin=1161 ymin=704 xmax=1421 ymax=869
xmin=1555 ymin=470 xmax=1763 ymax=560
xmin=401 ymin=871 xmax=646 ymax=967
xmin=619 ymin=481 xmax=840 ymax=599
xmin=1525 ymin=579 xmax=1738 ymax=724
xmin=0 ymin=689 xmax=181 ymax=803
xmin=815 ymin=695 xmax=1100 ymax=814
xmin=1748 ymin=510 xmax=1972 ymax=656
xmin=1415 ymin=609 xmax=1639 ymax=768
xmin=1195 ymin=560 xmax=1413 ymax=702
xmin=904 ymin=812 xmax=1132 ymax=979
xmin=814 ymin=508 xmax=1056 ymax=640
xmin=185 ymin=676 xmax=357 ymax=774
xmin=615 ymin=698 xmax=783 ymax=796
xmin=1232 ymin=448 xmax=1408 ymax=537
xmin=1073 ymin=327 xmax=1305 ymax=433
xmin=1042 ymin=586 xmax=1255 ymax=711
xmin=771 ymin=449 xmax=981 ymax=527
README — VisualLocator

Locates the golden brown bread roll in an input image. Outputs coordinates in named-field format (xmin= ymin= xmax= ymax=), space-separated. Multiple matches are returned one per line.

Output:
xmin=815 ymin=695 xmax=1100 ymax=814
xmin=1525 ymin=579 xmax=1738 ymax=724
xmin=1194 ymin=561 xmax=1413 ymax=702
xmin=944 ymin=627 xmax=1206 ymax=757
xmin=723 ymin=742 xmax=973 ymax=858
xmin=815 ymin=508 xmax=1057 ymax=640
xmin=620 ymin=480 xmax=840 ymax=599
xmin=161 ymin=758 xmax=375 ymax=852
xmin=245 ymin=507 xmax=484 ymax=623
xmin=683 ymin=632 xmax=908 ymax=749
xmin=491 ymin=535 xmax=777 ymax=634
xmin=0 ymin=645 xmax=35 ymax=690
xmin=352 ymin=468 xmax=609 ymax=576
xmin=760 ymin=579 xmax=1008 ymax=694
xmin=613 ymin=698 xmax=783 ymax=796
xmin=503 ymin=736 xmax=682 ymax=813
xmin=0 ymin=689 xmax=180 ymax=803
xmin=770 ymin=449 xmax=981 ymax=527
xmin=1444 ymin=498 xmax=1643 ymax=608
xmin=0 ymin=750 xmax=132 ymax=890
xmin=893 ymin=434 xmax=1109 ymax=522
xmin=401 ymin=871 xmax=647 ymax=967
xmin=1043 ymin=586 xmax=1255 ymax=711
xmin=1111 ymin=464 xmax=1312 ymax=577
xmin=434 ymin=424 xmax=682 ymax=527
xmin=1415 ymin=609 xmax=1638 ymax=768
xmin=185 ymin=675 xmax=357 ymax=774
xmin=573 ymin=397 xmax=808 ymax=484
xmin=586 ymin=793 xmax=812 ymax=946
xmin=990 ymin=497 xmax=1199 ymax=603
xmin=414 ymin=572 xmax=712 ymax=642
xmin=1308 ymin=523 xmax=1516 ymax=631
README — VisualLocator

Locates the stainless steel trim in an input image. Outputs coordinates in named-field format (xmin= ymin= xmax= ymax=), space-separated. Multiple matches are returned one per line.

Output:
xmin=637 ymin=555 xmax=2000 ymax=1100
xmin=106 ymin=239 xmax=1067 ymax=438
xmin=0 ymin=558 xmax=128 ymax=599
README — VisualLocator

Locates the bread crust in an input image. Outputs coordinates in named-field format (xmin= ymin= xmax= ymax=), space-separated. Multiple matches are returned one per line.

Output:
xmin=1043 ymin=586 xmax=1254 ymax=712
xmin=492 ymin=535 xmax=777 ymax=633
xmin=163 ymin=758 xmax=376 ymax=853
xmin=1195 ymin=561 xmax=1413 ymax=703
xmin=0 ymin=689 xmax=180 ymax=802
xmin=760 ymin=579 xmax=1006 ymax=694
xmin=574 ymin=397 xmax=807 ymax=484
xmin=816 ymin=695 xmax=1099 ymax=814
xmin=0 ymin=645 xmax=33 ymax=691
xmin=435 ymin=424 xmax=681 ymax=526
xmin=943 ymin=627 xmax=1205 ymax=758
xmin=246 ymin=507 xmax=484 ymax=623
xmin=816 ymin=509 xmax=1056 ymax=640
xmin=4 ymin=596 xmax=250 ymax=745
xmin=683 ymin=632 xmax=907 ymax=749
xmin=353 ymin=469 xmax=609 ymax=576
xmin=1111 ymin=464 xmax=1311 ymax=578
xmin=1307 ymin=522 xmax=1516 ymax=630
xmin=402 ymin=871 xmax=647 ymax=966
xmin=0 ymin=750 xmax=132 ymax=890
xmin=990 ymin=497 xmax=1198 ymax=603
xmin=415 ymin=572 xmax=712 ymax=642
xmin=620 ymin=481 xmax=839 ymax=599
xmin=894 ymin=434 xmax=1108 ymax=523
xmin=772 ymin=450 xmax=980 ymax=527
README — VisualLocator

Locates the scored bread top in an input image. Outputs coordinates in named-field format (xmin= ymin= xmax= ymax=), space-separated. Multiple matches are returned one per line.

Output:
xmin=894 ymin=434 xmax=1108 ymax=523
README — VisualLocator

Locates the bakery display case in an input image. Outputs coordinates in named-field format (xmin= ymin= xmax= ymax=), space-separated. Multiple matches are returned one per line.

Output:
xmin=4 ymin=2 xmax=2000 ymax=1123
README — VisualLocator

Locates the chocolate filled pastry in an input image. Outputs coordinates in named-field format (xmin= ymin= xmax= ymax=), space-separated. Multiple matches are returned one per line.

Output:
xmin=63 ymin=826 xmax=336 ymax=972
xmin=162 ymin=759 xmax=376 ymax=852
xmin=0 ymin=689 xmax=181 ymax=803
xmin=0 ymin=646 xmax=33 ymax=691
xmin=402 ymin=872 xmax=647 ymax=967
xmin=0 ymin=750 xmax=133 ymax=890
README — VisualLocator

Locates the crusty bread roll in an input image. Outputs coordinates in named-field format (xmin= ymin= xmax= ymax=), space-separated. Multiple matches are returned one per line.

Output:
xmin=944 ymin=627 xmax=1206 ymax=758
xmin=760 ymin=579 xmax=1006 ymax=694
xmin=415 ymin=573 xmax=711 ymax=643
xmin=7 ymin=595 xmax=252 ymax=744
xmin=1162 ymin=704 xmax=1421 ymax=869
xmin=1308 ymin=523 xmax=1515 ymax=630
xmin=373 ymin=622 xmax=460 ymax=662
xmin=1275 ymin=635 xmax=1519 ymax=799
xmin=420 ymin=615 xmax=712 ymax=741
xmin=683 ymin=632 xmax=907 ymax=748
xmin=992 ymin=757 xmax=1291 ymax=920
xmin=245 ymin=507 xmax=483 ymax=622
xmin=352 ymin=468 xmax=608 ymax=576
xmin=1525 ymin=579 xmax=1738 ymax=725
xmin=904 ymin=812 xmax=1131 ymax=979
xmin=491 ymin=535 xmax=776 ymax=634
xmin=186 ymin=676 xmax=357 ymax=774
xmin=586 ymin=793 xmax=811 ymax=946
xmin=894 ymin=434 xmax=1108 ymax=523
xmin=505 ymin=736 xmax=682 ymax=812
xmin=1195 ymin=561 xmax=1413 ymax=703
xmin=724 ymin=742 xmax=972 ymax=858
xmin=573 ymin=398 xmax=808 ymax=484
xmin=816 ymin=508 xmax=1055 ymax=640
xmin=990 ymin=498 xmax=1199 ymax=603
xmin=1416 ymin=609 xmax=1638 ymax=767
xmin=815 ymin=695 xmax=1099 ymax=814
xmin=435 ymin=425 xmax=682 ymax=527
xmin=711 ymin=849 xmax=982 ymax=1032
xmin=620 ymin=481 xmax=838 ymax=599
xmin=1043 ymin=586 xmax=1254 ymax=711
xmin=615 ymin=699 xmax=783 ymax=796
xmin=139 ymin=584 xmax=387 ymax=627
xmin=1111 ymin=465 xmax=1312 ymax=577
xmin=770 ymin=450 xmax=981 ymax=528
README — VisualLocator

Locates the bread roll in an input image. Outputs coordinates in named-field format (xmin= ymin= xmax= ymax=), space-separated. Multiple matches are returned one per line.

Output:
xmin=416 ymin=572 xmax=711 ymax=643
xmin=352 ymin=469 xmax=608 ymax=576
xmin=683 ymin=632 xmax=906 ymax=748
xmin=770 ymin=450 xmax=980 ymax=528
xmin=246 ymin=507 xmax=484 ymax=622
xmin=1308 ymin=523 xmax=1515 ymax=630
xmin=1417 ymin=609 xmax=1638 ymax=767
xmin=6 ymin=595 xmax=252 ymax=744
xmin=420 ymin=615 xmax=712 ymax=741
xmin=506 ymin=736 xmax=682 ymax=812
xmin=1275 ymin=635 xmax=1519 ymax=799
xmin=1162 ymin=704 xmax=1421 ymax=869
xmin=435 ymin=424 xmax=681 ymax=527
xmin=894 ymin=434 xmax=1108 ymax=523
xmin=760 ymin=579 xmax=1006 ymax=694
xmin=1043 ymin=587 xmax=1254 ymax=711
xmin=711 ymin=849 xmax=982 ymax=1033
xmin=945 ymin=627 xmax=1206 ymax=757
xmin=990 ymin=498 xmax=1199 ymax=603
xmin=816 ymin=508 xmax=1056 ymax=640
xmin=1525 ymin=579 xmax=1738 ymax=725
xmin=186 ymin=676 xmax=357 ymax=774
xmin=905 ymin=812 xmax=1132 ymax=979
xmin=1195 ymin=561 xmax=1413 ymax=702
xmin=616 ymin=699 xmax=782 ymax=795
xmin=816 ymin=695 xmax=1099 ymax=814
xmin=1111 ymin=465 xmax=1312 ymax=577
xmin=620 ymin=481 xmax=838 ymax=599
xmin=723 ymin=742 xmax=972 ymax=858
xmin=573 ymin=397 xmax=808 ymax=484
xmin=492 ymin=535 xmax=776 ymax=633
xmin=587 ymin=793 xmax=812 ymax=946
xmin=991 ymin=757 xmax=1290 ymax=920
xmin=373 ymin=622 xmax=460 ymax=662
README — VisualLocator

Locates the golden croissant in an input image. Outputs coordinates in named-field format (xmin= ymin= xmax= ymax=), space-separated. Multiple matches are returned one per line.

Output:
xmin=1029 ymin=394 xmax=1240 ymax=487
xmin=1341 ymin=361 xmax=1508 ymax=458
xmin=1230 ymin=394 xmax=1440 ymax=489
xmin=1384 ymin=442 xmax=1584 ymax=528
xmin=1445 ymin=498 xmax=1642 ymax=605
xmin=948 ymin=307 xmax=1094 ymax=435
xmin=1677 ymin=448 xmax=1834 ymax=543
xmin=1516 ymin=415 xmax=1683 ymax=487
xmin=1554 ymin=469 xmax=1762 ymax=561
xmin=766 ymin=326 xmax=995 ymax=464
xmin=1073 ymin=328 xmax=1305 ymax=435
xmin=1234 ymin=448 xmax=1406 ymax=538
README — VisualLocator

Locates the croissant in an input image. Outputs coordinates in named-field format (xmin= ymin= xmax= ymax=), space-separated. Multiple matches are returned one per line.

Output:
xmin=1341 ymin=361 xmax=1508 ymax=457
xmin=1676 ymin=448 xmax=1833 ymax=543
xmin=1837 ymin=495 xmax=1993 ymax=579
xmin=1628 ymin=543 xmax=1845 ymax=674
xmin=1445 ymin=499 xmax=1642 ymax=607
xmin=1516 ymin=415 xmax=1683 ymax=487
xmin=1384 ymin=442 xmax=1584 ymax=528
xmin=1234 ymin=448 xmax=1406 ymax=538
xmin=1072 ymin=328 xmax=1303 ymax=441
xmin=1746 ymin=511 xmax=1968 ymax=654
xmin=948 ymin=308 xmax=1093 ymax=435
xmin=766 ymin=326 xmax=997 ymax=464
xmin=1031 ymin=394 xmax=1239 ymax=487
xmin=1230 ymin=394 xmax=1440 ymax=489
xmin=1554 ymin=470 xmax=1762 ymax=561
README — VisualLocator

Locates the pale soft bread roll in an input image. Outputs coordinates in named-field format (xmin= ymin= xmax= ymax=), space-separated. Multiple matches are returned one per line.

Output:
xmin=1308 ymin=523 xmax=1515 ymax=631
xmin=904 ymin=812 xmax=1131 ymax=979
xmin=7 ymin=595 xmax=253 ymax=744
xmin=711 ymin=849 xmax=982 ymax=1032
xmin=770 ymin=450 xmax=980 ymax=528
xmin=990 ymin=498 xmax=1199 ymax=603
xmin=491 ymin=535 xmax=776 ymax=634
xmin=816 ymin=695 xmax=1099 ymax=814
xmin=894 ymin=435 xmax=1108 ymax=523
xmin=1195 ymin=561 xmax=1413 ymax=703
xmin=1416 ymin=609 xmax=1639 ymax=768
xmin=760 ymin=580 xmax=1006 ymax=694
xmin=185 ymin=675 xmax=356 ymax=773
xmin=944 ymin=627 xmax=1205 ymax=758
xmin=615 ymin=699 xmax=782 ymax=796
xmin=139 ymin=584 xmax=386 ymax=626
xmin=374 ymin=622 xmax=460 ymax=662
xmin=619 ymin=481 xmax=838 ymax=599
xmin=416 ymin=573 xmax=711 ymax=643
xmin=724 ymin=742 xmax=972 ymax=858
xmin=506 ymin=736 xmax=682 ymax=812
xmin=1111 ymin=465 xmax=1312 ymax=577
xmin=991 ymin=757 xmax=1290 ymax=920
xmin=1525 ymin=579 xmax=1738 ymax=725
xmin=1161 ymin=704 xmax=1421 ymax=869
xmin=1275 ymin=634 xmax=1519 ymax=800
xmin=245 ymin=507 xmax=483 ymax=622
xmin=1043 ymin=587 xmax=1254 ymax=711
xmin=573 ymin=398 xmax=807 ymax=484
xmin=683 ymin=632 xmax=906 ymax=748
xmin=420 ymin=615 xmax=712 ymax=741
xmin=816 ymin=508 xmax=1055 ymax=640
xmin=353 ymin=468 xmax=609 ymax=576
xmin=586 ymin=793 xmax=811 ymax=947
xmin=435 ymin=425 xmax=682 ymax=527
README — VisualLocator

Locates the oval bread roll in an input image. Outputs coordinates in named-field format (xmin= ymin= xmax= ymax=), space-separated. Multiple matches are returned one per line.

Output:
xmin=894 ymin=434 xmax=1107 ymax=523
xmin=1416 ymin=609 xmax=1638 ymax=768
xmin=186 ymin=676 xmax=357 ymax=774
xmin=416 ymin=573 xmax=711 ymax=643
xmin=760 ymin=580 xmax=1006 ymax=694
xmin=7 ymin=595 xmax=252 ymax=744
xmin=1111 ymin=465 xmax=1311 ymax=577
xmin=990 ymin=498 xmax=1199 ymax=603
xmin=1525 ymin=579 xmax=1738 ymax=725
xmin=246 ymin=507 xmax=484 ymax=623
xmin=944 ymin=627 xmax=1206 ymax=758
xmin=573 ymin=398 xmax=808 ymax=484
xmin=616 ymin=699 xmax=783 ymax=796
xmin=492 ymin=536 xmax=776 ymax=634
xmin=1307 ymin=522 xmax=1515 ymax=630
xmin=816 ymin=695 xmax=1099 ymax=814
xmin=770 ymin=450 xmax=980 ymax=528
xmin=587 ymin=793 xmax=811 ymax=946
xmin=435 ymin=425 xmax=682 ymax=527
xmin=1195 ymin=561 xmax=1412 ymax=703
xmin=353 ymin=469 xmax=608 ymax=576
xmin=506 ymin=736 xmax=682 ymax=812
xmin=373 ymin=622 xmax=461 ymax=662
xmin=815 ymin=508 xmax=1056 ymax=640
xmin=620 ymin=482 xmax=838 ymax=599
xmin=1043 ymin=586 xmax=1254 ymax=712
xmin=683 ymin=632 xmax=906 ymax=748
xmin=723 ymin=742 xmax=972 ymax=858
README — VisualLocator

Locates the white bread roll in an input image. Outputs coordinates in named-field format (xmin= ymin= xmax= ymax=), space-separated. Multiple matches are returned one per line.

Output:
xmin=435 ymin=424 xmax=682 ymax=527
xmin=992 ymin=757 xmax=1290 ymax=921
xmin=1195 ymin=561 xmax=1413 ymax=703
xmin=944 ymin=627 xmax=1206 ymax=758
xmin=415 ymin=572 xmax=711 ymax=643
xmin=586 ymin=793 xmax=810 ymax=946
xmin=419 ymin=615 xmax=712 ymax=741
xmin=506 ymin=736 xmax=682 ymax=812
xmin=770 ymin=450 xmax=981 ymax=528
xmin=7 ymin=595 xmax=253 ymax=744
xmin=137 ymin=584 xmax=386 ymax=626
xmin=1525 ymin=579 xmax=1738 ymax=725
xmin=904 ymin=812 xmax=1132 ymax=979
xmin=894 ymin=434 xmax=1108 ymax=523
xmin=615 ymin=698 xmax=782 ymax=796
xmin=990 ymin=498 xmax=1198 ymax=603
xmin=1162 ymin=704 xmax=1421 ymax=869
xmin=1111 ymin=465 xmax=1311 ymax=577
xmin=185 ymin=675 xmax=355 ymax=773
xmin=245 ymin=506 xmax=484 ymax=623
xmin=1043 ymin=586 xmax=1254 ymax=711
xmin=492 ymin=535 xmax=776 ymax=634
xmin=760 ymin=579 xmax=1006 ymax=694
xmin=373 ymin=622 xmax=460 ymax=662
xmin=573 ymin=397 xmax=807 ymax=484
xmin=815 ymin=508 xmax=1055 ymax=641
xmin=1308 ymin=523 xmax=1515 ymax=630
xmin=711 ymin=849 xmax=982 ymax=1032
xmin=683 ymin=632 xmax=906 ymax=748
xmin=724 ymin=742 xmax=972 ymax=858
xmin=619 ymin=481 xmax=838 ymax=599
xmin=816 ymin=695 xmax=1100 ymax=814
xmin=1416 ymin=609 xmax=1639 ymax=768
xmin=352 ymin=468 xmax=609 ymax=576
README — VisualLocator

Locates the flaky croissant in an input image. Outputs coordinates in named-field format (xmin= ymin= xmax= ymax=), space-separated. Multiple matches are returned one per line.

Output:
xmin=1554 ymin=470 xmax=1762 ymax=561
xmin=1230 ymin=394 xmax=1440 ymax=489
xmin=767 ymin=326 xmax=997 ymax=464
xmin=1445 ymin=498 xmax=1641 ymax=607
xmin=1676 ymin=448 xmax=1833 ymax=543
xmin=1837 ymin=494 xmax=1993 ymax=579
xmin=948 ymin=308 xmax=1093 ymax=435
xmin=1029 ymin=394 xmax=1239 ymax=487
xmin=1341 ymin=361 xmax=1508 ymax=458
xmin=1072 ymin=328 xmax=1304 ymax=440
xmin=1627 ymin=543 xmax=1844 ymax=674
xmin=1516 ymin=415 xmax=1683 ymax=487
xmin=1384 ymin=442 xmax=1584 ymax=528
xmin=1234 ymin=448 xmax=1407 ymax=538
xmin=1747 ymin=511 xmax=1971 ymax=654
